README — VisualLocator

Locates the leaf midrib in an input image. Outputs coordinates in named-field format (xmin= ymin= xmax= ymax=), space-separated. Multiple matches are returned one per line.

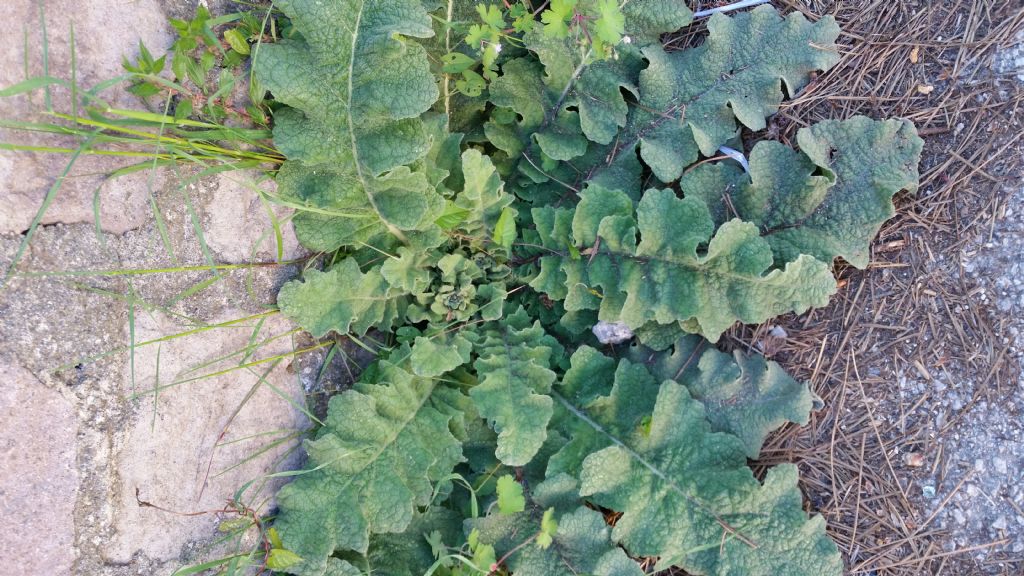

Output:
xmin=344 ymin=0 xmax=410 ymax=242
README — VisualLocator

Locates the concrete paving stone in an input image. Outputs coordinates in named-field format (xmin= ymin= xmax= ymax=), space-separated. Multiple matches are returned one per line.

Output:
xmin=106 ymin=309 xmax=308 ymax=566
xmin=0 ymin=357 xmax=79 ymax=576
xmin=0 ymin=0 xmax=173 ymax=235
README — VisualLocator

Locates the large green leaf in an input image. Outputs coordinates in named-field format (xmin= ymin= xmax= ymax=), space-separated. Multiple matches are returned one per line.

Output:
xmin=627 ymin=335 xmax=820 ymax=458
xmin=359 ymin=507 xmax=464 ymax=576
xmin=277 ymin=258 xmax=397 ymax=338
xmin=453 ymin=148 xmax=515 ymax=238
xmin=681 ymin=117 xmax=923 ymax=268
xmin=549 ymin=347 xmax=842 ymax=575
xmin=469 ymin=308 xmax=564 ymax=466
xmin=547 ymin=347 xmax=659 ymax=479
xmin=471 ymin=504 xmax=644 ymax=576
xmin=486 ymin=57 xmax=589 ymax=163
xmin=255 ymin=0 xmax=443 ymax=250
xmin=272 ymin=356 xmax=464 ymax=575
xmin=531 ymin=185 xmax=837 ymax=342
xmin=595 ymin=6 xmax=840 ymax=185
xmin=772 ymin=117 xmax=923 ymax=268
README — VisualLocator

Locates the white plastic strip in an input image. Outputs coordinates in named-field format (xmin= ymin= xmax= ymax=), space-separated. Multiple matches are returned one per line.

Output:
xmin=693 ymin=0 xmax=772 ymax=18
xmin=718 ymin=146 xmax=750 ymax=173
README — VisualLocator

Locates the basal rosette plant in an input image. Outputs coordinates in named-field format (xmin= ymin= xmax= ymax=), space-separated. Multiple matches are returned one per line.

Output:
xmin=253 ymin=1 xmax=923 ymax=575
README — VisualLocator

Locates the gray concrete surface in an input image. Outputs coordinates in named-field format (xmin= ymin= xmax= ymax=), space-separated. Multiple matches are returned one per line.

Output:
xmin=0 ymin=1 xmax=307 ymax=574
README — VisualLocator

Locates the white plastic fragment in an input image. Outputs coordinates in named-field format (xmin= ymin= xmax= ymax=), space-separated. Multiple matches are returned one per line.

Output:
xmin=719 ymin=145 xmax=750 ymax=174
xmin=592 ymin=321 xmax=635 ymax=345
xmin=693 ymin=0 xmax=772 ymax=19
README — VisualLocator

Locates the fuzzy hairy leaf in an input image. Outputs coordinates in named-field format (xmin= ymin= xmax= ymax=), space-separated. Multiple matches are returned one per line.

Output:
xmin=681 ymin=117 xmax=923 ymax=268
xmin=255 ymin=0 xmax=443 ymax=250
xmin=489 ymin=1 xmax=662 ymax=179
xmin=471 ymin=502 xmax=643 ymax=576
xmin=469 ymin=307 xmax=564 ymax=466
xmin=410 ymin=334 xmax=473 ymax=377
xmin=277 ymin=259 xmax=396 ymax=338
xmin=595 ymin=6 xmax=840 ymax=185
xmin=359 ymin=507 xmax=463 ymax=576
xmin=272 ymin=355 xmax=464 ymax=575
xmin=622 ymin=0 xmax=693 ymax=43
xmin=773 ymin=117 xmax=923 ymax=267
xmin=454 ymin=148 xmax=514 ymax=237
xmin=486 ymin=57 xmax=589 ymax=162
xmin=550 ymin=347 xmax=842 ymax=575
xmin=520 ymin=20 xmax=646 ymax=146
xmin=531 ymin=185 xmax=837 ymax=342
xmin=627 ymin=335 xmax=820 ymax=458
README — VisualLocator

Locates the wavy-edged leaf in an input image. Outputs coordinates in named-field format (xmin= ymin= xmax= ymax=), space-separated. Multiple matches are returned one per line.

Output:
xmin=410 ymin=334 xmax=472 ymax=377
xmin=277 ymin=259 xmax=398 ymax=338
xmin=627 ymin=335 xmax=820 ymax=458
xmin=522 ymin=26 xmax=646 ymax=147
xmin=549 ymin=347 xmax=842 ymax=575
xmin=359 ymin=507 xmax=464 ymax=576
xmin=531 ymin=185 xmax=837 ymax=342
xmin=682 ymin=117 xmax=923 ymax=268
xmin=773 ymin=117 xmax=923 ymax=267
xmin=323 ymin=559 xmax=362 ymax=576
xmin=622 ymin=0 xmax=693 ymax=43
xmin=496 ymin=474 xmax=527 ymax=514
xmin=471 ymin=486 xmax=644 ymax=576
xmin=486 ymin=57 xmax=588 ymax=162
xmin=454 ymin=148 xmax=514 ymax=237
xmin=469 ymin=307 xmax=564 ymax=466
xmin=255 ymin=0 xmax=443 ymax=250
xmin=596 ymin=6 xmax=840 ymax=185
xmin=272 ymin=356 xmax=464 ymax=575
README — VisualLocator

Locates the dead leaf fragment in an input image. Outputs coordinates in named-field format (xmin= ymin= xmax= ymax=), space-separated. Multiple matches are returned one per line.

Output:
xmin=904 ymin=452 xmax=925 ymax=467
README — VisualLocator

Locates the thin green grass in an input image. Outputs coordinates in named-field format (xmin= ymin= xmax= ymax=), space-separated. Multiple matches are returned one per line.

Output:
xmin=14 ymin=259 xmax=305 ymax=278
xmin=1 ymin=7 xmax=341 ymax=574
